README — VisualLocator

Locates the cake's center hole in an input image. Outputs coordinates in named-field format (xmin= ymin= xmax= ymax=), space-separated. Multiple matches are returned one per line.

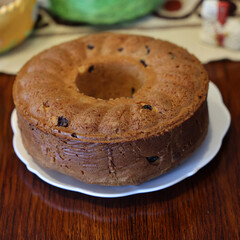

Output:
xmin=76 ymin=60 xmax=146 ymax=100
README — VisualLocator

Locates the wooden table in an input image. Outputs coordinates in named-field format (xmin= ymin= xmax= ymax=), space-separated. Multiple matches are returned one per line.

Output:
xmin=0 ymin=60 xmax=239 ymax=239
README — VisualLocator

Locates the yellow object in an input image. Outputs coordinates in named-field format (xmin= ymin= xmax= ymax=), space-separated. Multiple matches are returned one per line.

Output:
xmin=0 ymin=0 xmax=37 ymax=54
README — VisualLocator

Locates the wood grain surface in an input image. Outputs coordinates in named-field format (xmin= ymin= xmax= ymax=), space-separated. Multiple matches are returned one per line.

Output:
xmin=0 ymin=60 xmax=239 ymax=239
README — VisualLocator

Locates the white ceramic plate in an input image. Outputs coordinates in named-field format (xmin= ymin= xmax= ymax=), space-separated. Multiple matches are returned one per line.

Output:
xmin=11 ymin=82 xmax=231 ymax=198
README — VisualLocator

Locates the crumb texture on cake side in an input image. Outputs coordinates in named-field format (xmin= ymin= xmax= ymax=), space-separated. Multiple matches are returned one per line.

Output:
xmin=13 ymin=33 xmax=209 ymax=186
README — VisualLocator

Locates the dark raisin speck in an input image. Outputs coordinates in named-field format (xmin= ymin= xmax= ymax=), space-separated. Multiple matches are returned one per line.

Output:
xmin=130 ymin=87 xmax=135 ymax=98
xmin=88 ymin=65 xmax=94 ymax=73
xmin=58 ymin=116 xmax=69 ymax=127
xmin=168 ymin=52 xmax=175 ymax=59
xmin=145 ymin=45 xmax=150 ymax=54
xmin=140 ymin=59 xmax=147 ymax=67
xmin=118 ymin=47 xmax=123 ymax=52
xmin=71 ymin=133 xmax=77 ymax=138
xmin=142 ymin=104 xmax=152 ymax=110
xmin=87 ymin=45 xmax=94 ymax=50
xmin=43 ymin=100 xmax=50 ymax=107
xmin=146 ymin=156 xmax=159 ymax=163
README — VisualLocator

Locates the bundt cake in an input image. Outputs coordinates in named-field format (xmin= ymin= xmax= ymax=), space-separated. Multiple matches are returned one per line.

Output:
xmin=13 ymin=33 xmax=209 ymax=186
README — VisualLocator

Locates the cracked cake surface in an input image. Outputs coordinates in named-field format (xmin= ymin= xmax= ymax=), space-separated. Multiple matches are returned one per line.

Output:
xmin=13 ymin=33 xmax=209 ymax=186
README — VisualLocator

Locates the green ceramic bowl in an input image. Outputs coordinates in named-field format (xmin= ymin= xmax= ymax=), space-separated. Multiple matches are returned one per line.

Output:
xmin=49 ymin=0 xmax=164 ymax=24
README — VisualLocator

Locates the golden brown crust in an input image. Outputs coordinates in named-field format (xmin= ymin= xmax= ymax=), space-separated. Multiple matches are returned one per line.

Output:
xmin=13 ymin=33 xmax=209 ymax=185
xmin=13 ymin=33 xmax=209 ymax=142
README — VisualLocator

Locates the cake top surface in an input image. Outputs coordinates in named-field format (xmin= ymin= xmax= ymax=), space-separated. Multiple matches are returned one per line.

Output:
xmin=13 ymin=33 xmax=209 ymax=142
